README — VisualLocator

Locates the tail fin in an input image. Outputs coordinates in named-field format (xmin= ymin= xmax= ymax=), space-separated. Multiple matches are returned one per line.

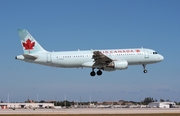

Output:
xmin=18 ymin=29 xmax=47 ymax=54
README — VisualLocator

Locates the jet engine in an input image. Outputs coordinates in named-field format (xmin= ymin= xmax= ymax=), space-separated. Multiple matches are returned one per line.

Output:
xmin=106 ymin=60 xmax=128 ymax=70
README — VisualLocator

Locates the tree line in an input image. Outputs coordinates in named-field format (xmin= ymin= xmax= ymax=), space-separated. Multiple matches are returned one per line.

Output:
xmin=1 ymin=97 xmax=180 ymax=106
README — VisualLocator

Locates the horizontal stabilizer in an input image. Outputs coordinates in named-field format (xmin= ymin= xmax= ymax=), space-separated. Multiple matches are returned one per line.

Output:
xmin=23 ymin=54 xmax=37 ymax=60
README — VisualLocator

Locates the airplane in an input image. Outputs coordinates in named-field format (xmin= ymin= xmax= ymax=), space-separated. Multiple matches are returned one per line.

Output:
xmin=15 ymin=29 xmax=164 ymax=76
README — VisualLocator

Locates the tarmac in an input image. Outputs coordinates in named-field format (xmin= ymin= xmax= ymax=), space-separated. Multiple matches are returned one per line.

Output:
xmin=0 ymin=108 xmax=180 ymax=114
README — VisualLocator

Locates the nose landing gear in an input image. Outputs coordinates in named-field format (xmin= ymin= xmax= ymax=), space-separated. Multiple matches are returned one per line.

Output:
xmin=143 ymin=70 xmax=147 ymax=73
xmin=142 ymin=64 xmax=148 ymax=73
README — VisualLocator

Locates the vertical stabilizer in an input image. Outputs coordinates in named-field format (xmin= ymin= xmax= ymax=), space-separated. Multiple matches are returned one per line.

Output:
xmin=18 ymin=29 xmax=46 ymax=54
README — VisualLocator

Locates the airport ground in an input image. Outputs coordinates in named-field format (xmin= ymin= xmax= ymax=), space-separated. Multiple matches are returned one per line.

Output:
xmin=0 ymin=114 xmax=180 ymax=116
xmin=0 ymin=108 xmax=180 ymax=115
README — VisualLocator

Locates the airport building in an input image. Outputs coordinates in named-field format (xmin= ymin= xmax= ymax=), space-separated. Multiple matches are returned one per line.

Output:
xmin=0 ymin=103 xmax=54 ymax=109
xmin=148 ymin=102 xmax=176 ymax=108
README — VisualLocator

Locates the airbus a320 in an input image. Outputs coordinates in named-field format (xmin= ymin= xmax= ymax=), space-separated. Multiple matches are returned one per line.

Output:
xmin=15 ymin=29 xmax=164 ymax=76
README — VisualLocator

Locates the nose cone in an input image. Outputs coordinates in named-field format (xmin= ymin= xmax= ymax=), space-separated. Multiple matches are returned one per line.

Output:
xmin=158 ymin=55 xmax=164 ymax=61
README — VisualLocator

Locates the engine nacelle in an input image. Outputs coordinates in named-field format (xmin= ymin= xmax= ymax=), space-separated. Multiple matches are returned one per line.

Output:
xmin=107 ymin=60 xmax=128 ymax=70
xmin=103 ymin=67 xmax=116 ymax=71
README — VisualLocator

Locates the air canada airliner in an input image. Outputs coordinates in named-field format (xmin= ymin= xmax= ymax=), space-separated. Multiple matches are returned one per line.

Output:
xmin=15 ymin=29 xmax=164 ymax=76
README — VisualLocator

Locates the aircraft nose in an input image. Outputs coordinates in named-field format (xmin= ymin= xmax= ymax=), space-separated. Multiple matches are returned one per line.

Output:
xmin=158 ymin=55 xmax=164 ymax=61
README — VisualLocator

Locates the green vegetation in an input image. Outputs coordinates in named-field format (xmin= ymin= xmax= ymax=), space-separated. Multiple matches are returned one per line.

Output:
xmin=141 ymin=97 xmax=156 ymax=105
xmin=3 ymin=97 xmax=180 ymax=106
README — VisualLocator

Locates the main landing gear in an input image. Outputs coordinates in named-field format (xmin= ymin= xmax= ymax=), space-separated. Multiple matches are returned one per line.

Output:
xmin=90 ymin=68 xmax=102 ymax=76
xmin=142 ymin=64 xmax=148 ymax=73
xmin=90 ymin=65 xmax=148 ymax=76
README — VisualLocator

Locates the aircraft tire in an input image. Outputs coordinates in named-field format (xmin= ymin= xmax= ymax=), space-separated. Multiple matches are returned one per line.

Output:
xmin=97 ymin=70 xmax=102 ymax=76
xmin=143 ymin=70 xmax=148 ymax=73
xmin=90 ymin=71 xmax=96 ymax=76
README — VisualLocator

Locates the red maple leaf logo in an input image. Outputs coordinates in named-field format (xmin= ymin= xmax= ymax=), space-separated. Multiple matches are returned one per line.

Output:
xmin=22 ymin=39 xmax=35 ymax=50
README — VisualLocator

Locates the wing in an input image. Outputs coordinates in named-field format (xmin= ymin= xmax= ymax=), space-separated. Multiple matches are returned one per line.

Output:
xmin=92 ymin=51 xmax=113 ymax=66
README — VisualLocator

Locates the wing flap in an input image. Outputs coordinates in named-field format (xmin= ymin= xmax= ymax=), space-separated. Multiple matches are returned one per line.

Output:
xmin=92 ymin=51 xmax=112 ymax=66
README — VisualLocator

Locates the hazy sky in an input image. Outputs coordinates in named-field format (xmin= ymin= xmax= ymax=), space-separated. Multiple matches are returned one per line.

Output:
xmin=0 ymin=0 xmax=180 ymax=102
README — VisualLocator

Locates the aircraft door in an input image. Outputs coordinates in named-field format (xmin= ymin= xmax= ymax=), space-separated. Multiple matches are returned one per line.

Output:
xmin=144 ymin=50 xmax=149 ymax=58
xmin=46 ymin=53 xmax=52 ymax=63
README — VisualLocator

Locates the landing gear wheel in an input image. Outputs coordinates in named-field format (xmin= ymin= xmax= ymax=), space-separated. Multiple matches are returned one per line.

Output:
xmin=142 ymin=64 xmax=148 ymax=73
xmin=143 ymin=70 xmax=147 ymax=73
xmin=90 ymin=71 xmax=96 ymax=76
xmin=97 ymin=70 xmax=102 ymax=76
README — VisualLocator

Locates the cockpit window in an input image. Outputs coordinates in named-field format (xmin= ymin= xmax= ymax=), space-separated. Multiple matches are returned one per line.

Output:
xmin=153 ymin=52 xmax=157 ymax=54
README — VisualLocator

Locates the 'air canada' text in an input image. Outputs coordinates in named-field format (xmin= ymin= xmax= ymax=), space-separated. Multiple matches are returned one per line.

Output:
xmin=100 ymin=49 xmax=141 ymax=54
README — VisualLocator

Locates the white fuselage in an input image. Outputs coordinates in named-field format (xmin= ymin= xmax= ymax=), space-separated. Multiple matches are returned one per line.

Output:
xmin=16 ymin=48 xmax=164 ymax=69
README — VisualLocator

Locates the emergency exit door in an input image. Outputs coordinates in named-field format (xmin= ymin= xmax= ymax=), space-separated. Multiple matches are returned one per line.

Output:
xmin=144 ymin=50 xmax=149 ymax=58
